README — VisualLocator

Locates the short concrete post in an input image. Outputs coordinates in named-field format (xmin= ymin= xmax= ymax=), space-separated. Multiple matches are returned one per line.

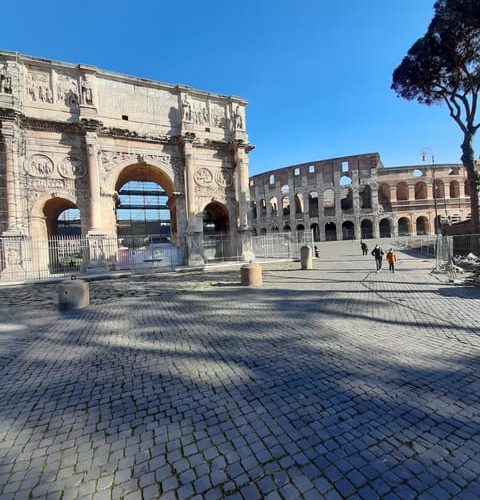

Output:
xmin=300 ymin=245 xmax=313 ymax=270
xmin=58 ymin=278 xmax=89 ymax=311
xmin=240 ymin=263 xmax=262 ymax=287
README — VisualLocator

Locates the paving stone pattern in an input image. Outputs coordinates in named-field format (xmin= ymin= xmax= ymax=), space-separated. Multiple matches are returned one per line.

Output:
xmin=0 ymin=242 xmax=480 ymax=499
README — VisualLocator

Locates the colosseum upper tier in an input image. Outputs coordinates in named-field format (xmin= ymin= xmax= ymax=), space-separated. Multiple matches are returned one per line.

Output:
xmin=248 ymin=152 xmax=472 ymax=241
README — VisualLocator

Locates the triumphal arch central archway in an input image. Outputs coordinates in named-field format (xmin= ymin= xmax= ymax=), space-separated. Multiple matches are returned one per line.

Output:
xmin=0 ymin=51 xmax=253 ymax=277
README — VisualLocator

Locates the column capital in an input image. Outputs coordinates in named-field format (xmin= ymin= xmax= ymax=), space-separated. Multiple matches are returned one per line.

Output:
xmin=80 ymin=118 xmax=102 ymax=132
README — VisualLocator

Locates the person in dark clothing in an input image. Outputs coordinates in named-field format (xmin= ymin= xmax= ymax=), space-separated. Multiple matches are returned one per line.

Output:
xmin=361 ymin=241 xmax=368 ymax=255
xmin=371 ymin=244 xmax=384 ymax=272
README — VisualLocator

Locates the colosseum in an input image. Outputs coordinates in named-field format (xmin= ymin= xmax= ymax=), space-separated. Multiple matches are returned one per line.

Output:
xmin=249 ymin=153 xmax=472 ymax=241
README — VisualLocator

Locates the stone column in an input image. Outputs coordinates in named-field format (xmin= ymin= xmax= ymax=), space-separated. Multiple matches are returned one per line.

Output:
xmin=0 ymin=126 xmax=28 ymax=281
xmin=84 ymin=132 xmax=108 ymax=272
xmin=390 ymin=185 xmax=397 ymax=203
xmin=334 ymin=172 xmax=342 ymax=219
xmin=2 ymin=132 xmax=18 ymax=233
xmin=234 ymin=144 xmax=254 ymax=261
xmin=234 ymin=145 xmax=250 ymax=230
xmin=372 ymin=216 xmax=380 ymax=238
xmin=184 ymin=142 xmax=197 ymax=226
xmin=427 ymin=183 xmax=433 ymax=200
xmin=319 ymin=223 xmax=326 ymax=242
xmin=85 ymin=132 xmax=102 ymax=233
xmin=371 ymin=183 xmax=380 ymax=238
xmin=408 ymin=184 xmax=415 ymax=201
xmin=337 ymin=223 xmax=343 ymax=241
xmin=392 ymin=218 xmax=399 ymax=237
xmin=183 ymin=141 xmax=204 ymax=267
xmin=287 ymin=172 xmax=295 ymax=228
xmin=317 ymin=190 xmax=324 ymax=220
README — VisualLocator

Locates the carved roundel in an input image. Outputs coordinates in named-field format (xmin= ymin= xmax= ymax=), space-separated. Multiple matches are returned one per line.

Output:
xmin=215 ymin=170 xmax=233 ymax=188
xmin=194 ymin=167 xmax=213 ymax=186
xmin=59 ymin=156 xmax=86 ymax=179
xmin=27 ymin=154 xmax=54 ymax=177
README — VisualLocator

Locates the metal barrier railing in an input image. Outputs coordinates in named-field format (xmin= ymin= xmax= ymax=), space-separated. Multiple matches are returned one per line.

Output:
xmin=252 ymin=231 xmax=314 ymax=260
xmin=0 ymin=234 xmax=184 ymax=283
xmin=0 ymin=231 xmax=317 ymax=283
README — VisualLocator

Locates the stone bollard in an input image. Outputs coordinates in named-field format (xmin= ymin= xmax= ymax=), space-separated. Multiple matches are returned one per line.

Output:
xmin=58 ymin=277 xmax=89 ymax=311
xmin=240 ymin=263 xmax=263 ymax=287
xmin=300 ymin=245 xmax=313 ymax=270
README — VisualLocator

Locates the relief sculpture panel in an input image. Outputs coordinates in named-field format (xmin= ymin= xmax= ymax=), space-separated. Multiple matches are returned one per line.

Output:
xmin=194 ymin=167 xmax=213 ymax=187
xmin=209 ymin=101 xmax=228 ymax=129
xmin=27 ymin=154 xmax=54 ymax=176
xmin=0 ymin=59 xmax=12 ymax=94
xmin=194 ymin=166 xmax=234 ymax=198
xmin=187 ymin=98 xmax=229 ymax=129
xmin=27 ymin=71 xmax=53 ymax=103
xmin=59 ymin=156 xmax=86 ymax=179
xmin=56 ymin=74 xmax=79 ymax=108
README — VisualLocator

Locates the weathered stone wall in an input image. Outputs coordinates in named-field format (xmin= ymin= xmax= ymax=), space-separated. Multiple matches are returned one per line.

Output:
xmin=0 ymin=51 xmax=253 ymax=270
xmin=249 ymin=154 xmax=472 ymax=240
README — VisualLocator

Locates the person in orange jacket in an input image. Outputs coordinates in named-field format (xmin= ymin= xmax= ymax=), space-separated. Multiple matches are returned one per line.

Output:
xmin=386 ymin=248 xmax=397 ymax=273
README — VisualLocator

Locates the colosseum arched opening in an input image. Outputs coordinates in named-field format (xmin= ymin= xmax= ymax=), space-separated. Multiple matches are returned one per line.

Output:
xmin=379 ymin=218 xmax=391 ymax=238
xmin=361 ymin=219 xmax=373 ymax=239
xmin=325 ymin=222 xmax=337 ymax=241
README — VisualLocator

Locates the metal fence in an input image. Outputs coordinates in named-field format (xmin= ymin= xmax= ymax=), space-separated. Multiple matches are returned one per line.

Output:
xmin=203 ymin=233 xmax=237 ymax=264
xmin=117 ymin=235 xmax=184 ymax=271
xmin=388 ymin=235 xmax=438 ymax=256
xmin=0 ymin=230 xmax=317 ymax=283
xmin=433 ymin=233 xmax=480 ymax=277
xmin=0 ymin=234 xmax=184 ymax=283
xmin=252 ymin=231 xmax=314 ymax=260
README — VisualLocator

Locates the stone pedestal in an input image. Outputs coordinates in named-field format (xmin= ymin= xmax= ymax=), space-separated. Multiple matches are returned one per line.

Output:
xmin=85 ymin=232 xmax=109 ymax=273
xmin=300 ymin=245 xmax=313 ymax=270
xmin=238 ymin=229 xmax=255 ymax=262
xmin=0 ymin=232 xmax=27 ymax=281
xmin=186 ymin=231 xmax=204 ymax=267
xmin=58 ymin=278 xmax=89 ymax=311
xmin=241 ymin=263 xmax=262 ymax=286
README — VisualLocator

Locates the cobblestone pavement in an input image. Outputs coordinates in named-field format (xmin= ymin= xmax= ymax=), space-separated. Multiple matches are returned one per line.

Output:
xmin=0 ymin=242 xmax=480 ymax=499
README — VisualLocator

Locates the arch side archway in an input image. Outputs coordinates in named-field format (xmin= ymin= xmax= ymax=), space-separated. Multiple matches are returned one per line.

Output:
xmin=30 ymin=192 xmax=80 ymax=240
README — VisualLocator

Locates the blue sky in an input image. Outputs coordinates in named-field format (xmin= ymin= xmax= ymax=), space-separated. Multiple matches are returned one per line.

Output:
xmin=1 ymin=0 xmax=474 ymax=175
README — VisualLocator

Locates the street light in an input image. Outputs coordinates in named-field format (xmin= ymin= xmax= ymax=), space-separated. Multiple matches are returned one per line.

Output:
xmin=421 ymin=148 xmax=439 ymax=235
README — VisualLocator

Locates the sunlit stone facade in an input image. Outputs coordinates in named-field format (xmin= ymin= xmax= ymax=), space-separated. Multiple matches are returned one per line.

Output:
xmin=249 ymin=153 xmax=471 ymax=241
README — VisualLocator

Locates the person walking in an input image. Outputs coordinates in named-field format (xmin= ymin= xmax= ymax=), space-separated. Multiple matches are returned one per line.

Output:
xmin=361 ymin=241 xmax=368 ymax=255
xmin=371 ymin=244 xmax=384 ymax=272
xmin=386 ymin=248 xmax=397 ymax=273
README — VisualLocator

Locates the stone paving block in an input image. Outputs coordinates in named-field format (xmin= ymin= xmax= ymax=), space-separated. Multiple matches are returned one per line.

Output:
xmin=0 ymin=253 xmax=480 ymax=499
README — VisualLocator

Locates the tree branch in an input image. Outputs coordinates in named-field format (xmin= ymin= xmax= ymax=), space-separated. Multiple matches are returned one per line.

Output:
xmin=442 ymin=95 xmax=468 ymax=133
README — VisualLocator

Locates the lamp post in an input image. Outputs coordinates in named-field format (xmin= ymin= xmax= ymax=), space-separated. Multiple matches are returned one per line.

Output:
xmin=422 ymin=148 xmax=443 ymax=272
xmin=421 ymin=148 xmax=439 ymax=235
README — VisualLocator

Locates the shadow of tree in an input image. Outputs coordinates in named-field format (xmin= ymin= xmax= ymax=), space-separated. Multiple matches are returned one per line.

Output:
xmin=0 ymin=264 xmax=480 ymax=497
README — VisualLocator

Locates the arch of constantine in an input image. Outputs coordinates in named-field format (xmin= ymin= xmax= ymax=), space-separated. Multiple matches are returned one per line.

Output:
xmin=0 ymin=51 xmax=253 ymax=278
xmin=249 ymin=153 xmax=472 ymax=241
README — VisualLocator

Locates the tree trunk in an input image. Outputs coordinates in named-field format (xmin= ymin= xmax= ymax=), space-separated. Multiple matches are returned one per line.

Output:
xmin=461 ymin=133 xmax=480 ymax=234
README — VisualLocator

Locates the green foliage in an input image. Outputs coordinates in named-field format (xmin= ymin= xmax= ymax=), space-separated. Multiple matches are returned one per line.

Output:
xmin=392 ymin=0 xmax=480 ymax=131
xmin=392 ymin=0 xmax=480 ymax=232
